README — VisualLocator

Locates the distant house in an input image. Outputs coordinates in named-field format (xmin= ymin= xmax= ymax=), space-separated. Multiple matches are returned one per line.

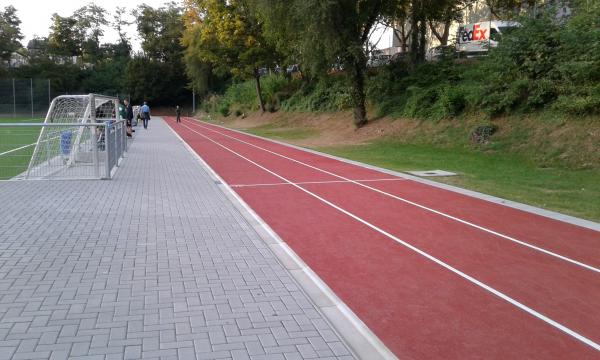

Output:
xmin=7 ymin=52 xmax=28 ymax=68
xmin=27 ymin=38 xmax=48 ymax=57
xmin=27 ymin=38 xmax=81 ymax=65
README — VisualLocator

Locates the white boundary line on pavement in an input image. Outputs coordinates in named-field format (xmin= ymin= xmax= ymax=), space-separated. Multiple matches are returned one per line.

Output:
xmin=163 ymin=118 xmax=397 ymax=360
xmin=194 ymin=118 xmax=600 ymax=232
xmin=177 ymin=119 xmax=600 ymax=353
xmin=184 ymin=118 xmax=600 ymax=275
xmin=230 ymin=178 xmax=405 ymax=188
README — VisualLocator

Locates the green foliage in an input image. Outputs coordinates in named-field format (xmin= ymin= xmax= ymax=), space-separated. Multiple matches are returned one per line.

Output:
xmin=124 ymin=3 xmax=190 ymax=106
xmin=182 ymin=0 xmax=280 ymax=111
xmin=123 ymin=56 xmax=189 ymax=106
xmin=254 ymin=0 xmax=399 ymax=126
xmin=203 ymin=75 xmax=299 ymax=116
xmin=0 ymin=5 xmax=23 ymax=63
xmin=83 ymin=58 xmax=129 ymax=95
xmin=367 ymin=60 xmax=468 ymax=120
xmin=366 ymin=3 xmax=600 ymax=119
xmin=136 ymin=3 xmax=184 ymax=62
xmin=48 ymin=4 xmax=109 ymax=63
xmin=281 ymin=77 xmax=352 ymax=112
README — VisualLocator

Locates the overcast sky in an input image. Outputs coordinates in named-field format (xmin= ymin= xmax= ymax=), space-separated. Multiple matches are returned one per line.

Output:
xmin=8 ymin=0 xmax=181 ymax=51
xmin=8 ymin=0 xmax=394 ymax=52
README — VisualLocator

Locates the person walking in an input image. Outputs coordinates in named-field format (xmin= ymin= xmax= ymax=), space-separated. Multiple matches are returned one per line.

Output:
xmin=140 ymin=101 xmax=151 ymax=129
xmin=176 ymin=105 xmax=181 ymax=123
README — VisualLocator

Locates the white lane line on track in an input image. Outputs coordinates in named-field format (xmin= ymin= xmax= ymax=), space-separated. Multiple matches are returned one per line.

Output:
xmin=184 ymin=118 xmax=600 ymax=275
xmin=230 ymin=178 xmax=406 ymax=188
xmin=178 ymin=121 xmax=600 ymax=352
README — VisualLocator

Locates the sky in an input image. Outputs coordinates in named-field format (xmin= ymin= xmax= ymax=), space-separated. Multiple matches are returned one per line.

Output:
xmin=6 ymin=0 xmax=394 ymax=53
xmin=6 ymin=0 xmax=181 ymax=51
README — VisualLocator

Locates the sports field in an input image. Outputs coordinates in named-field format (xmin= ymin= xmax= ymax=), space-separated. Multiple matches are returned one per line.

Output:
xmin=166 ymin=116 xmax=600 ymax=359
xmin=0 ymin=117 xmax=43 ymax=179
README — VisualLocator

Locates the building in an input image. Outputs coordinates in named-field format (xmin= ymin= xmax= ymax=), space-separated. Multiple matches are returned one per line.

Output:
xmin=7 ymin=52 xmax=28 ymax=69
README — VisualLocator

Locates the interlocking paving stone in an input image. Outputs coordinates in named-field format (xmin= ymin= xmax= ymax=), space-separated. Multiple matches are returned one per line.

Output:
xmin=0 ymin=118 xmax=355 ymax=359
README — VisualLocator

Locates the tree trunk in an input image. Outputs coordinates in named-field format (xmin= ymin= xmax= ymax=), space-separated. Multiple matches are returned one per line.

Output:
xmin=393 ymin=22 xmax=410 ymax=53
xmin=429 ymin=20 xmax=451 ymax=46
xmin=410 ymin=3 xmax=419 ymax=64
xmin=348 ymin=59 xmax=367 ymax=128
xmin=410 ymin=0 xmax=427 ymax=64
xmin=418 ymin=19 xmax=427 ymax=61
xmin=254 ymin=69 xmax=265 ymax=113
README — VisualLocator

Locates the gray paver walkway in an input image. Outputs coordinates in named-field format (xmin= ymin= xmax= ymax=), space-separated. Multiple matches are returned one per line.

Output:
xmin=0 ymin=118 xmax=355 ymax=360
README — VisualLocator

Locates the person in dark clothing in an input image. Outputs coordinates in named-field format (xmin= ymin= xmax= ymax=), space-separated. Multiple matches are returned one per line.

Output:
xmin=124 ymin=99 xmax=134 ymax=136
xmin=125 ymin=100 xmax=134 ymax=124
xmin=176 ymin=105 xmax=181 ymax=123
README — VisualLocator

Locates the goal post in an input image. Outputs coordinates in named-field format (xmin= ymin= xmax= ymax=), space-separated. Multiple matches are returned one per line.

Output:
xmin=25 ymin=94 xmax=123 ymax=179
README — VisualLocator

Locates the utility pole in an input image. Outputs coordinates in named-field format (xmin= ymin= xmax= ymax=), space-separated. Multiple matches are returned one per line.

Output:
xmin=31 ymin=78 xmax=34 ymax=119
xmin=12 ymin=78 xmax=16 ymax=118
xmin=192 ymin=87 xmax=196 ymax=114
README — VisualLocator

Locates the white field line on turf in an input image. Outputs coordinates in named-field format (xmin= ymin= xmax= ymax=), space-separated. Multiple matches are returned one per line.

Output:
xmin=179 ymin=121 xmax=600 ymax=352
xmin=183 ymin=118 xmax=600 ymax=275
xmin=230 ymin=178 xmax=405 ymax=188
xmin=0 ymin=142 xmax=36 ymax=157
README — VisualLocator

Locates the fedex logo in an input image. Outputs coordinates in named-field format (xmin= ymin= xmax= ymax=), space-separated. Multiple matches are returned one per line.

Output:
xmin=460 ymin=24 xmax=488 ymax=42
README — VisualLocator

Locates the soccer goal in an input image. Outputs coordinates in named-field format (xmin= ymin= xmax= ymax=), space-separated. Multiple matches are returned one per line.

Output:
xmin=25 ymin=94 xmax=126 ymax=179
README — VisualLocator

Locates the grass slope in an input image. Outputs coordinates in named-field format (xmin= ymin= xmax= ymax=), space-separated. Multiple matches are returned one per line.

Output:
xmin=245 ymin=123 xmax=320 ymax=140
xmin=317 ymin=141 xmax=600 ymax=222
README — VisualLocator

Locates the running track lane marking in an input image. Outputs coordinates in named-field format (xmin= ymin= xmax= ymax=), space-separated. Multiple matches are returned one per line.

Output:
xmin=178 ymin=121 xmax=600 ymax=352
xmin=166 ymin=120 xmax=394 ymax=359
xmin=230 ymin=178 xmax=406 ymax=188
xmin=184 ymin=118 xmax=600 ymax=275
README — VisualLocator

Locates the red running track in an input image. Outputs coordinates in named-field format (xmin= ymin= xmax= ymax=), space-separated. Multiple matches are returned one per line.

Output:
xmin=165 ymin=116 xmax=600 ymax=359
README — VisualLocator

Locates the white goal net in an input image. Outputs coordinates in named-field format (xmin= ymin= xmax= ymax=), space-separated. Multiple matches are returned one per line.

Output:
xmin=25 ymin=94 xmax=121 ymax=179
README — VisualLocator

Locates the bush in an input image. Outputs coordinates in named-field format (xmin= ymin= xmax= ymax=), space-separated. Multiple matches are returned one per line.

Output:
xmin=217 ymin=102 xmax=230 ymax=117
xmin=365 ymin=3 xmax=600 ymax=119
xmin=282 ymin=77 xmax=352 ymax=112
xmin=203 ymin=3 xmax=600 ymax=120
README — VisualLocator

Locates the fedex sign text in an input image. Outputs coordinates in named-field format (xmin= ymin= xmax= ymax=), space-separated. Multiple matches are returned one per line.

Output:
xmin=460 ymin=24 xmax=488 ymax=42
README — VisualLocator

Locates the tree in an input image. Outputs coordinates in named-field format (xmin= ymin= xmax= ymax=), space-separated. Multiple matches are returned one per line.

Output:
xmin=486 ymin=0 xmax=539 ymax=18
xmin=48 ymin=14 xmax=83 ymax=57
xmin=126 ymin=3 xmax=190 ymax=105
xmin=0 ymin=5 xmax=24 ymax=63
xmin=135 ymin=2 xmax=185 ymax=62
xmin=182 ymin=0 xmax=279 ymax=112
xmin=73 ymin=4 xmax=109 ymax=63
xmin=384 ymin=2 xmax=412 ymax=53
xmin=427 ymin=0 xmax=474 ymax=46
xmin=48 ymin=4 xmax=109 ymax=63
xmin=256 ymin=0 xmax=398 ymax=127
xmin=113 ymin=7 xmax=132 ymax=45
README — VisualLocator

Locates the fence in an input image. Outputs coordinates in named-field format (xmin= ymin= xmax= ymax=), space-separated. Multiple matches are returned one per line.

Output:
xmin=0 ymin=94 xmax=129 ymax=180
xmin=0 ymin=79 xmax=124 ymax=119
xmin=0 ymin=78 xmax=53 ymax=118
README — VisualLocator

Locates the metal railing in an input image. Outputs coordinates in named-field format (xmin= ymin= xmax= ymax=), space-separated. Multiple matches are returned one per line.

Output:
xmin=0 ymin=120 xmax=128 ymax=180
